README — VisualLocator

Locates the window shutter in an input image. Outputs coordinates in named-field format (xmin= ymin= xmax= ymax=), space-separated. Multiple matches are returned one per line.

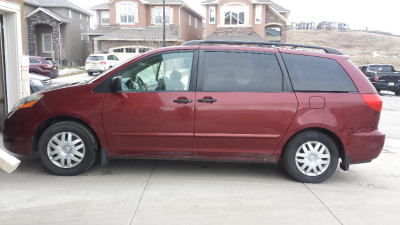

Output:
xmin=151 ymin=7 xmax=155 ymax=24
xmin=169 ymin=7 xmax=173 ymax=24
xmin=133 ymin=2 xmax=139 ymax=24
xmin=244 ymin=6 xmax=249 ymax=25
xmin=116 ymin=3 xmax=120 ymax=23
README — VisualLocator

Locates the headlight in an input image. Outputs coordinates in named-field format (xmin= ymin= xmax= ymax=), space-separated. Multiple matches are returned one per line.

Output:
xmin=8 ymin=93 xmax=43 ymax=117
xmin=30 ymin=79 xmax=43 ymax=86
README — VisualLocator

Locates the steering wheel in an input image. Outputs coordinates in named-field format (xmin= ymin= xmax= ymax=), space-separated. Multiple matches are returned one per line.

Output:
xmin=137 ymin=77 xmax=148 ymax=91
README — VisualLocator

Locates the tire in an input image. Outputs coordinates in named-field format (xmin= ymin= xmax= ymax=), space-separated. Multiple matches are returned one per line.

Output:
xmin=283 ymin=131 xmax=339 ymax=183
xmin=395 ymin=91 xmax=400 ymax=96
xmin=88 ymin=72 xmax=93 ymax=76
xmin=38 ymin=121 xmax=98 ymax=175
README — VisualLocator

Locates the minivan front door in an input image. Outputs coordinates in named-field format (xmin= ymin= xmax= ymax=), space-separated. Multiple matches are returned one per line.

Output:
xmin=102 ymin=51 xmax=196 ymax=156
xmin=194 ymin=51 xmax=298 ymax=159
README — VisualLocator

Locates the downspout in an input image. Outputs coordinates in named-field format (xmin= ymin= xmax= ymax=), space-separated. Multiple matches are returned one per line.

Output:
xmin=179 ymin=4 xmax=184 ymax=42
xmin=58 ymin=22 xmax=61 ymax=65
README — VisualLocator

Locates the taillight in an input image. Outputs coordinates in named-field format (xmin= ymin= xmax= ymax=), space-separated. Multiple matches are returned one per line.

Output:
xmin=40 ymin=64 xmax=52 ymax=69
xmin=362 ymin=94 xmax=382 ymax=112
xmin=100 ymin=61 xmax=106 ymax=65
xmin=85 ymin=61 xmax=89 ymax=64
xmin=374 ymin=74 xmax=379 ymax=82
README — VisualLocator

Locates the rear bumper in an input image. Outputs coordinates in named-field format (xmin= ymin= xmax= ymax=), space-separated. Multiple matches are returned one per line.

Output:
xmin=86 ymin=69 xmax=104 ymax=73
xmin=372 ymin=82 xmax=400 ymax=91
xmin=342 ymin=129 xmax=385 ymax=164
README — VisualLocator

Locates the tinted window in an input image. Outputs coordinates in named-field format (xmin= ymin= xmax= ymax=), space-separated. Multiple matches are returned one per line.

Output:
xmin=202 ymin=51 xmax=283 ymax=92
xmin=368 ymin=65 xmax=394 ymax=72
xmin=87 ymin=56 xmax=104 ymax=61
xmin=119 ymin=51 xmax=193 ymax=92
xmin=30 ymin=58 xmax=40 ymax=64
xmin=283 ymin=54 xmax=358 ymax=92
xmin=126 ymin=48 xmax=136 ymax=53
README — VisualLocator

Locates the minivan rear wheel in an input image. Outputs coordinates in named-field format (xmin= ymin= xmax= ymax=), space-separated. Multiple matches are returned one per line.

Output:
xmin=38 ymin=121 xmax=97 ymax=175
xmin=283 ymin=131 xmax=339 ymax=183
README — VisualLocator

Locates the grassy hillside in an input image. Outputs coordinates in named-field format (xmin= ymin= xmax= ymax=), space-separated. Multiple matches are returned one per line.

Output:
xmin=286 ymin=30 xmax=400 ymax=68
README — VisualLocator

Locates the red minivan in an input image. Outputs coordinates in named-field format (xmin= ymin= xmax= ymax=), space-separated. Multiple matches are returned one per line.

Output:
xmin=3 ymin=41 xmax=385 ymax=183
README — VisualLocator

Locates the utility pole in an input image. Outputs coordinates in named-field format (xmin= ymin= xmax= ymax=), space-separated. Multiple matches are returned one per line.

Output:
xmin=163 ymin=0 xmax=166 ymax=47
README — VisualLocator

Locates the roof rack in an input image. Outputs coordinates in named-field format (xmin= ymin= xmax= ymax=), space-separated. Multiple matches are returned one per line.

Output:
xmin=182 ymin=40 xmax=343 ymax=55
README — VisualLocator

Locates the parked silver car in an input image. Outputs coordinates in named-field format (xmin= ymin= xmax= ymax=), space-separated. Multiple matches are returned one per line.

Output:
xmin=29 ymin=73 xmax=53 ymax=93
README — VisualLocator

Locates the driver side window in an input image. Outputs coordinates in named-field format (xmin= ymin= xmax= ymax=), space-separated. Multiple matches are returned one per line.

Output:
xmin=120 ymin=51 xmax=193 ymax=92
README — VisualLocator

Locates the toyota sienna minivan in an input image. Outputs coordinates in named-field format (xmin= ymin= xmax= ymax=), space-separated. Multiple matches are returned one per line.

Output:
xmin=3 ymin=41 xmax=385 ymax=183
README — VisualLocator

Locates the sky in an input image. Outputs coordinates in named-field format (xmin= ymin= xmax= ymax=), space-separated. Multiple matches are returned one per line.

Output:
xmin=68 ymin=0 xmax=400 ymax=35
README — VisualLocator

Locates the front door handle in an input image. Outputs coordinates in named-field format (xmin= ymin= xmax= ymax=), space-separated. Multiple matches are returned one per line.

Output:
xmin=173 ymin=98 xmax=193 ymax=104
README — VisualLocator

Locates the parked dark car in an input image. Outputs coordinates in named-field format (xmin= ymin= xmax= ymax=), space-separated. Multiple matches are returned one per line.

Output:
xmin=29 ymin=73 xmax=53 ymax=93
xmin=3 ymin=41 xmax=385 ymax=183
xmin=359 ymin=64 xmax=400 ymax=95
xmin=29 ymin=56 xmax=59 ymax=78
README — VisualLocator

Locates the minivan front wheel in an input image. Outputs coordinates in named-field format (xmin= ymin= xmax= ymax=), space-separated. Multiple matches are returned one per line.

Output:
xmin=283 ymin=131 xmax=339 ymax=183
xmin=38 ymin=121 xmax=97 ymax=175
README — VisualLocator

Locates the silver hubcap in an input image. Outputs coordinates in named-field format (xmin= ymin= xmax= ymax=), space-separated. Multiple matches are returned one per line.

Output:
xmin=295 ymin=141 xmax=330 ymax=176
xmin=47 ymin=132 xmax=85 ymax=168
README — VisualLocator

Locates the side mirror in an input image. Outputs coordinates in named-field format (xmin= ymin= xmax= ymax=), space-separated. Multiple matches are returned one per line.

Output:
xmin=110 ymin=76 xmax=122 ymax=93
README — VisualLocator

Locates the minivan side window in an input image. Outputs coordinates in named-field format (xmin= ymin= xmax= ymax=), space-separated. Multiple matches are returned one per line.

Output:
xmin=202 ymin=51 xmax=283 ymax=92
xmin=283 ymin=54 xmax=358 ymax=92
xmin=120 ymin=51 xmax=193 ymax=92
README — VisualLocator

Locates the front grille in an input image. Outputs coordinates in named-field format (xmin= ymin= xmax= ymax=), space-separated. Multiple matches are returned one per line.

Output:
xmin=43 ymin=79 xmax=52 ymax=86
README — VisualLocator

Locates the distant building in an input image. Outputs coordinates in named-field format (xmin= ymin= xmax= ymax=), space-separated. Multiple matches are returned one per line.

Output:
xmin=297 ymin=22 xmax=307 ymax=30
xmin=338 ymin=23 xmax=349 ymax=30
xmin=306 ymin=22 xmax=315 ymax=30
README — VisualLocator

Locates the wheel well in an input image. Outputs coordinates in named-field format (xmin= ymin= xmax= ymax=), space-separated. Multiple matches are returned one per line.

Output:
xmin=31 ymin=116 xmax=101 ymax=154
xmin=280 ymin=128 xmax=345 ymax=162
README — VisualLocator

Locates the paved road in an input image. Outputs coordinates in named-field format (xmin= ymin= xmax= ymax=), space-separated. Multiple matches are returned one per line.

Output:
xmin=1 ymin=74 xmax=399 ymax=225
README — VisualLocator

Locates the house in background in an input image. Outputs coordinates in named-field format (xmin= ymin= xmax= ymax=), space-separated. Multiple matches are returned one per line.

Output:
xmin=0 ymin=0 xmax=30 ymax=126
xmin=24 ymin=0 xmax=91 ymax=66
xmin=87 ymin=0 xmax=203 ymax=61
xmin=202 ymin=0 xmax=290 ymax=42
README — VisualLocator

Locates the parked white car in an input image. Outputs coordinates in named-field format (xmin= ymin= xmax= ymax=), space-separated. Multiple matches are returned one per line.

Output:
xmin=85 ymin=54 xmax=120 ymax=75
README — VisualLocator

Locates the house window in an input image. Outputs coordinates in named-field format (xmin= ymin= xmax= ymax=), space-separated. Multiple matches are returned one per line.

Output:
xmin=113 ymin=48 xmax=124 ymax=53
xmin=80 ymin=14 xmax=82 ymax=19
xmin=101 ymin=11 xmax=110 ymax=24
xmin=69 ymin=10 xmax=73 ymax=19
xmin=265 ymin=27 xmax=282 ymax=42
xmin=255 ymin=5 xmax=262 ymax=24
xmin=153 ymin=6 xmax=172 ymax=24
xmin=42 ymin=34 xmax=52 ymax=53
xmin=126 ymin=48 xmax=136 ymax=53
xmin=119 ymin=2 xmax=136 ymax=24
xmin=189 ymin=14 xmax=191 ymax=26
xmin=209 ymin=6 xmax=215 ymax=24
xmin=225 ymin=11 xmax=244 ymax=25
xmin=80 ymin=24 xmax=83 ymax=30
xmin=195 ymin=18 xmax=197 ymax=28
xmin=222 ymin=5 xmax=248 ymax=26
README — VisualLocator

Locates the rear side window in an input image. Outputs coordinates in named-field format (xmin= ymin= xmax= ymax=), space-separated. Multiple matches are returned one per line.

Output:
xmin=283 ymin=54 xmax=358 ymax=92
xmin=87 ymin=56 xmax=104 ymax=61
xmin=202 ymin=51 xmax=283 ymax=92
xmin=30 ymin=58 xmax=40 ymax=64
